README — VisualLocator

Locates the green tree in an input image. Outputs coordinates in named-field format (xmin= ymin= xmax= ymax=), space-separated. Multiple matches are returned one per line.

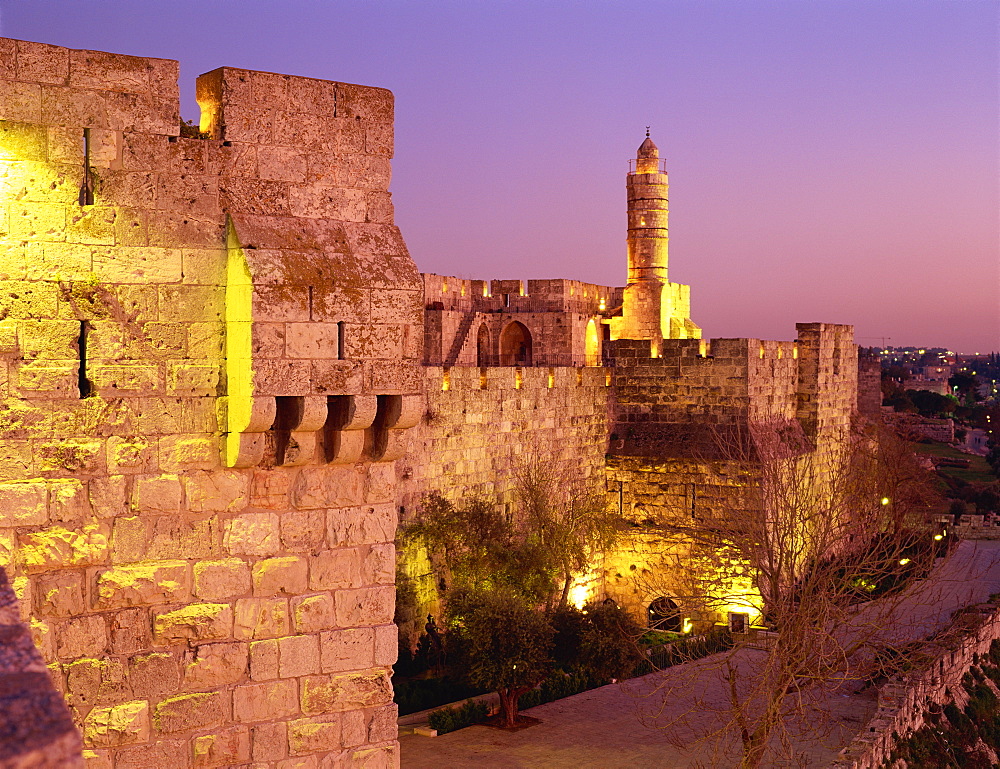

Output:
xmin=578 ymin=601 xmax=644 ymax=681
xmin=514 ymin=459 xmax=622 ymax=608
xmin=447 ymin=587 xmax=554 ymax=728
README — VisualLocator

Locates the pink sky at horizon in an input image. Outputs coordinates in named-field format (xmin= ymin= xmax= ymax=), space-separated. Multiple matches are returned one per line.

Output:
xmin=4 ymin=0 xmax=997 ymax=352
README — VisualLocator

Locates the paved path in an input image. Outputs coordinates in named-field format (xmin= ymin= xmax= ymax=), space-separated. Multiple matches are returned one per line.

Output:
xmin=400 ymin=541 xmax=1000 ymax=768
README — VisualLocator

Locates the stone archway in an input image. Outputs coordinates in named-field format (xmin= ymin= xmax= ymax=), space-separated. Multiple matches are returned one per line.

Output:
xmin=647 ymin=596 xmax=681 ymax=632
xmin=499 ymin=321 xmax=532 ymax=366
xmin=476 ymin=323 xmax=491 ymax=367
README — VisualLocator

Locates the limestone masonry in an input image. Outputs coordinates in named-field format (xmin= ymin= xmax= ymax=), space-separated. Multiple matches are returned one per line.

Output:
xmin=0 ymin=39 xmax=868 ymax=767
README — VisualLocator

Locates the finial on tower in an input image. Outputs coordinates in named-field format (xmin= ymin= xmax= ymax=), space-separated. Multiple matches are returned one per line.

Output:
xmin=637 ymin=131 xmax=659 ymax=161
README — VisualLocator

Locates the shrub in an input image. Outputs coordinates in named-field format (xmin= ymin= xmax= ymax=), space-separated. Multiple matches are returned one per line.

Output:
xmin=427 ymin=699 xmax=489 ymax=735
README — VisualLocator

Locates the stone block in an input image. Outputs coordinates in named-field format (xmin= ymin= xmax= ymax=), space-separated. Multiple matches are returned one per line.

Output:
xmin=81 ymin=749 xmax=112 ymax=769
xmin=327 ymin=504 xmax=396 ymax=548
xmin=286 ymin=322 xmax=339 ymax=359
xmin=292 ymin=593 xmax=337 ymax=634
xmin=90 ymin=363 xmax=160 ymax=394
xmin=364 ymin=464 xmax=395 ymax=505
xmin=194 ymin=558 xmax=251 ymax=600
xmin=192 ymin=726 xmax=251 ymax=768
xmin=19 ymin=523 xmax=109 ymax=573
xmin=154 ymin=603 xmax=233 ymax=643
xmin=93 ymin=246 xmax=182 ymax=283
xmin=278 ymin=633 xmax=320 ymax=678
xmin=129 ymin=651 xmax=181 ymax=699
xmin=64 ymin=657 xmax=130 ymax=709
xmin=225 ymin=512 xmax=280 ymax=556
xmin=319 ymin=628 xmax=374 ymax=674
xmin=368 ymin=703 xmax=398 ymax=743
xmin=83 ymin=700 xmax=150 ymax=748
xmin=1 ymin=480 xmax=48 ymax=525
xmin=348 ymin=744 xmax=397 ymax=768
xmin=234 ymin=596 xmax=289 ymax=640
xmin=34 ymin=570 xmax=85 ymax=616
xmin=291 ymin=466 xmax=364 ymax=510
xmin=56 ymin=614 xmax=108 ymax=659
xmin=130 ymin=473 xmax=182 ymax=513
xmin=253 ymin=555 xmax=308 ymax=596
xmin=158 ymin=434 xmax=219 ymax=471
xmin=167 ymin=362 xmax=220 ymax=395
xmin=309 ymin=548 xmax=363 ymax=591
xmin=310 ymin=359 xmax=365 ymax=394
xmin=373 ymin=624 xmax=397 ymax=667
xmin=255 ymin=359 xmax=312 ymax=395
xmin=335 ymin=586 xmax=394 ymax=628
xmin=252 ymin=721 xmax=288 ymax=762
xmin=107 ymin=436 xmax=157 ymax=474
xmin=341 ymin=709 xmax=366 ymax=747
xmin=363 ymin=544 xmax=395 ymax=586
xmin=184 ymin=470 xmax=249 ymax=512
xmin=183 ymin=641 xmax=248 ymax=691
xmin=154 ymin=691 xmax=228 ymax=734
xmin=233 ymin=679 xmax=299 ymax=723
xmin=249 ymin=638 xmax=278 ymax=681
xmin=300 ymin=671 xmax=391 ymax=714
xmin=112 ymin=739 xmax=188 ymax=769
xmin=94 ymin=560 xmax=190 ymax=609
xmin=96 ymin=600 xmax=147 ymax=663
xmin=280 ymin=508 xmax=325 ymax=551
xmin=287 ymin=715 xmax=342 ymax=756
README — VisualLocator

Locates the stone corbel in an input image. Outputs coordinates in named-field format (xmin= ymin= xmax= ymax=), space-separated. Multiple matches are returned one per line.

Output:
xmin=277 ymin=396 xmax=329 ymax=466
xmin=369 ymin=394 xmax=423 ymax=462
xmin=224 ymin=396 xmax=277 ymax=468
xmin=326 ymin=395 xmax=378 ymax=465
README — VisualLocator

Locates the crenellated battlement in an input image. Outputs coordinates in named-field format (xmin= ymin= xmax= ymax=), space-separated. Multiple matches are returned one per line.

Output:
xmin=421 ymin=272 xmax=619 ymax=315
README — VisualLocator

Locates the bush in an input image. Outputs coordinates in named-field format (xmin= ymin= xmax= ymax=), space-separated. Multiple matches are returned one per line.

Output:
xmin=427 ymin=699 xmax=489 ymax=735
xmin=633 ymin=627 xmax=733 ymax=676
xmin=392 ymin=675 xmax=486 ymax=716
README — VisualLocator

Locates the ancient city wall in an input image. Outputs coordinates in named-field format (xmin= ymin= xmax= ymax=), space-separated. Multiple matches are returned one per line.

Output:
xmin=398 ymin=366 xmax=612 ymax=614
xmin=400 ymin=366 xmax=611 ymax=510
xmin=830 ymin=600 xmax=1000 ymax=769
xmin=421 ymin=273 xmax=614 ymax=367
xmin=0 ymin=38 xmax=420 ymax=767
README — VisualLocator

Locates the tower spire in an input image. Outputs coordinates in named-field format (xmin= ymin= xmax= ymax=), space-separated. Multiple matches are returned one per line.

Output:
xmin=619 ymin=132 xmax=669 ymax=341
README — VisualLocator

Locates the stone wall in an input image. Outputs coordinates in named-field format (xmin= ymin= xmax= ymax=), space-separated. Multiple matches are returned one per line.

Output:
xmin=400 ymin=365 xmax=610 ymax=510
xmin=830 ymin=600 xmax=1000 ymax=769
xmin=421 ymin=273 xmax=615 ymax=367
xmin=0 ymin=38 xmax=420 ymax=768
xmin=604 ymin=324 xmax=857 ymax=624
xmin=398 ymin=366 xmax=612 ymax=615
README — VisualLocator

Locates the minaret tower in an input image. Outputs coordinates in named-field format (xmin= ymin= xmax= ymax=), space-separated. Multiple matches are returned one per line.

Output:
xmin=620 ymin=130 xmax=669 ymax=341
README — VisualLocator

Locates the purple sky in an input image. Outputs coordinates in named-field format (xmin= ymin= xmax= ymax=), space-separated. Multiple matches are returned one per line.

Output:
xmin=4 ymin=1 xmax=997 ymax=352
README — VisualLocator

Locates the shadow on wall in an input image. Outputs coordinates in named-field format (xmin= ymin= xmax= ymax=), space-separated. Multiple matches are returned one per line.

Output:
xmin=0 ymin=567 xmax=83 ymax=767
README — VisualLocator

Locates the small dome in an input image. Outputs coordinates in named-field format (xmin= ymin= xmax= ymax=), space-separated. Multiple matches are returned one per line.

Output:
xmin=637 ymin=134 xmax=659 ymax=159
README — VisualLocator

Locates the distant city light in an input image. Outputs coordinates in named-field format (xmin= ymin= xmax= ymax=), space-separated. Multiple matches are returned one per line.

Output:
xmin=899 ymin=558 xmax=911 ymax=565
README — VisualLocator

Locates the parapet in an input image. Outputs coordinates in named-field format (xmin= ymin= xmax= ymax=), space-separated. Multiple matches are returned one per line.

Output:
xmin=422 ymin=273 xmax=619 ymax=315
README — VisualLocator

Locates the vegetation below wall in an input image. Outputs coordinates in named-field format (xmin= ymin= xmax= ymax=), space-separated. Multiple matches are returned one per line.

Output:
xmin=886 ymin=639 xmax=1000 ymax=768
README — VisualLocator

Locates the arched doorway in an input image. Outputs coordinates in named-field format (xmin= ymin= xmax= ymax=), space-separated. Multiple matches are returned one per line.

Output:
xmin=476 ymin=323 xmax=490 ymax=366
xmin=647 ymin=597 xmax=681 ymax=632
xmin=585 ymin=318 xmax=600 ymax=366
xmin=499 ymin=321 xmax=532 ymax=366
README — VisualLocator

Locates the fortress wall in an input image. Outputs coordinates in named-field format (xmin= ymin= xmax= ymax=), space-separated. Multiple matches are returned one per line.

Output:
xmin=605 ymin=326 xmax=858 ymax=625
xmin=398 ymin=365 xmax=612 ymax=617
xmin=400 ymin=366 xmax=611 ymax=509
xmin=0 ymin=38 xmax=418 ymax=768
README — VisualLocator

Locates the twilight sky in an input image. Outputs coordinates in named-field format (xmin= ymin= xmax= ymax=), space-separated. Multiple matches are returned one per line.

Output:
xmin=3 ymin=0 xmax=997 ymax=352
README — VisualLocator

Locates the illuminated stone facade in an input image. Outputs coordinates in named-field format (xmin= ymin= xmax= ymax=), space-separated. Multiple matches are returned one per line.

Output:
xmin=0 ymin=39 xmax=416 ymax=768
xmin=0 ymin=37 xmax=865 ymax=767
